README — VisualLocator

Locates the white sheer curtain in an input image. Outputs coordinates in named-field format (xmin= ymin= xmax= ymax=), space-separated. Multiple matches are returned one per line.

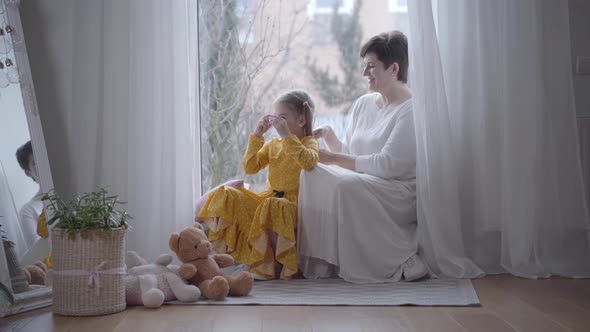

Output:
xmin=409 ymin=0 xmax=590 ymax=278
xmin=21 ymin=0 xmax=199 ymax=261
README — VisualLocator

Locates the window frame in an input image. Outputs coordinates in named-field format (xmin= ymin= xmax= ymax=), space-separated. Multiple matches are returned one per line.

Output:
xmin=307 ymin=0 xmax=354 ymax=21
xmin=388 ymin=0 xmax=408 ymax=13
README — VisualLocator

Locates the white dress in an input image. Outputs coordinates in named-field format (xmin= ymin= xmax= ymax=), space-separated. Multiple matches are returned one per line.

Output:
xmin=297 ymin=93 xmax=417 ymax=283
xmin=18 ymin=194 xmax=50 ymax=266
xmin=18 ymin=195 xmax=43 ymax=249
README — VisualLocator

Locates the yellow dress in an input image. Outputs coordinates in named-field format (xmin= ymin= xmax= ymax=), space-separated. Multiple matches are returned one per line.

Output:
xmin=37 ymin=209 xmax=53 ymax=269
xmin=198 ymin=134 xmax=319 ymax=279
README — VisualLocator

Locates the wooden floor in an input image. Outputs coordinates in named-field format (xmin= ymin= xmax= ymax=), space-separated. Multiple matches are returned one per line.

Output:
xmin=2 ymin=275 xmax=590 ymax=332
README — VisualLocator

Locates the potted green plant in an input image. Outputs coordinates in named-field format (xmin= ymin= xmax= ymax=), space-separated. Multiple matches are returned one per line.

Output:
xmin=43 ymin=187 xmax=131 ymax=316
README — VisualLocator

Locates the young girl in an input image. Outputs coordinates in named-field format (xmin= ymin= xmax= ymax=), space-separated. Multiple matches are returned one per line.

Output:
xmin=198 ymin=90 xmax=319 ymax=280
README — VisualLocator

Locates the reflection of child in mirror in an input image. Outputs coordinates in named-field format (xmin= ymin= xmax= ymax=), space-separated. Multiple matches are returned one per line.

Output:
xmin=16 ymin=141 xmax=50 ymax=267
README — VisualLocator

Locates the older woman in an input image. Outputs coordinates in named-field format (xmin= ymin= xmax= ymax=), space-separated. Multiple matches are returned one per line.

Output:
xmin=297 ymin=31 xmax=427 ymax=283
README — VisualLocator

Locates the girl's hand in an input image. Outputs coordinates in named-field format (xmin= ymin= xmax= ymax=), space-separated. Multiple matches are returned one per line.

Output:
xmin=254 ymin=115 xmax=273 ymax=137
xmin=269 ymin=115 xmax=291 ymax=138
xmin=313 ymin=125 xmax=332 ymax=139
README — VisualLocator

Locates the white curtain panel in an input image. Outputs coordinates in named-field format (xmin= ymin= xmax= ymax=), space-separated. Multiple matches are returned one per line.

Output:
xmin=409 ymin=0 xmax=590 ymax=278
xmin=22 ymin=0 xmax=199 ymax=261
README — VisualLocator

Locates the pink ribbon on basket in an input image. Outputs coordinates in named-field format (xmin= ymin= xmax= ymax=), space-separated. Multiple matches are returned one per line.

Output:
xmin=54 ymin=261 xmax=126 ymax=296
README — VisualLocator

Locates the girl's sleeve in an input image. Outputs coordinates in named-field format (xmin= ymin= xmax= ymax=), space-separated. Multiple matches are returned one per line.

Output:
xmin=243 ymin=134 xmax=271 ymax=174
xmin=282 ymin=135 xmax=319 ymax=171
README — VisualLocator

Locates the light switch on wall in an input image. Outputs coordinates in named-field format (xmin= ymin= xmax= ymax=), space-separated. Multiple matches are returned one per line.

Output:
xmin=577 ymin=56 xmax=590 ymax=75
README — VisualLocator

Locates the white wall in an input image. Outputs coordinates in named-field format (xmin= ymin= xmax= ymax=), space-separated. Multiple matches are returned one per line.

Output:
xmin=0 ymin=83 xmax=38 ymax=214
xmin=569 ymin=0 xmax=590 ymax=118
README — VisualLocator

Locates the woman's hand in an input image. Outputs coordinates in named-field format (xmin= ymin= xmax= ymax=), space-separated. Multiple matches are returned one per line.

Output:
xmin=314 ymin=125 xmax=343 ymax=152
xmin=270 ymin=115 xmax=291 ymax=138
xmin=318 ymin=149 xmax=333 ymax=164
xmin=254 ymin=115 xmax=273 ymax=138
xmin=313 ymin=125 xmax=333 ymax=139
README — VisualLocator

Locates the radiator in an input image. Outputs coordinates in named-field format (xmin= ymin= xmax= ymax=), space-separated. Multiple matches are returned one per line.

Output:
xmin=579 ymin=117 xmax=590 ymax=210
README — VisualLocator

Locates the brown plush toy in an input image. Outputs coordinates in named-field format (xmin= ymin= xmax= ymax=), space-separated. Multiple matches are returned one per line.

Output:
xmin=169 ymin=223 xmax=253 ymax=300
xmin=22 ymin=261 xmax=48 ymax=286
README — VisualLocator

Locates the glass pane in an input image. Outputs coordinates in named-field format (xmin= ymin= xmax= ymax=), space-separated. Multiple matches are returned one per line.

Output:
xmin=317 ymin=0 xmax=340 ymax=9
xmin=198 ymin=0 xmax=409 ymax=192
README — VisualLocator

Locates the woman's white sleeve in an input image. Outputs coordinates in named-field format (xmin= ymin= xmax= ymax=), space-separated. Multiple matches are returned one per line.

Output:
xmin=355 ymin=108 xmax=416 ymax=179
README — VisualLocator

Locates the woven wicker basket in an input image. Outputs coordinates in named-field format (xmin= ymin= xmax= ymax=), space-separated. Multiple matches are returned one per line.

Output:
xmin=51 ymin=228 xmax=126 ymax=316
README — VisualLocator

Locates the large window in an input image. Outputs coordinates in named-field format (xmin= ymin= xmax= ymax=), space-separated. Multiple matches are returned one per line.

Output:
xmin=198 ymin=0 xmax=408 ymax=192
xmin=307 ymin=0 xmax=354 ymax=47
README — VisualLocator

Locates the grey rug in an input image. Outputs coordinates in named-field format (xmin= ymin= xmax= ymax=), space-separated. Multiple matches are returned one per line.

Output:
xmin=167 ymin=278 xmax=480 ymax=306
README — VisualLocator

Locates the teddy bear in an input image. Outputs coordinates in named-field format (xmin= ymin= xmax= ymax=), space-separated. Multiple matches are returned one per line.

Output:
xmin=22 ymin=261 xmax=47 ymax=286
xmin=124 ymin=251 xmax=201 ymax=308
xmin=169 ymin=223 xmax=253 ymax=300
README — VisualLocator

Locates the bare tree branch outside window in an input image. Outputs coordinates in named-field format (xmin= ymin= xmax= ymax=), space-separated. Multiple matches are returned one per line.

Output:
xmin=306 ymin=0 xmax=364 ymax=114
xmin=197 ymin=0 xmax=407 ymax=193
xmin=199 ymin=0 xmax=307 ymax=192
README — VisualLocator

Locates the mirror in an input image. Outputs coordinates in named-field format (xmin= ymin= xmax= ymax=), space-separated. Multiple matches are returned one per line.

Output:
xmin=0 ymin=0 xmax=52 ymax=317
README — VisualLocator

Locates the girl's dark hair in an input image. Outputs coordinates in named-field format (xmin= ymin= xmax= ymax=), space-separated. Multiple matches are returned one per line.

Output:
xmin=274 ymin=90 xmax=315 ymax=136
xmin=16 ymin=141 xmax=33 ymax=170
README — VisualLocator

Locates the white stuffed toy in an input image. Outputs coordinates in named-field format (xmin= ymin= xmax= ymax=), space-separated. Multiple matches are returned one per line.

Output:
xmin=124 ymin=251 xmax=201 ymax=308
